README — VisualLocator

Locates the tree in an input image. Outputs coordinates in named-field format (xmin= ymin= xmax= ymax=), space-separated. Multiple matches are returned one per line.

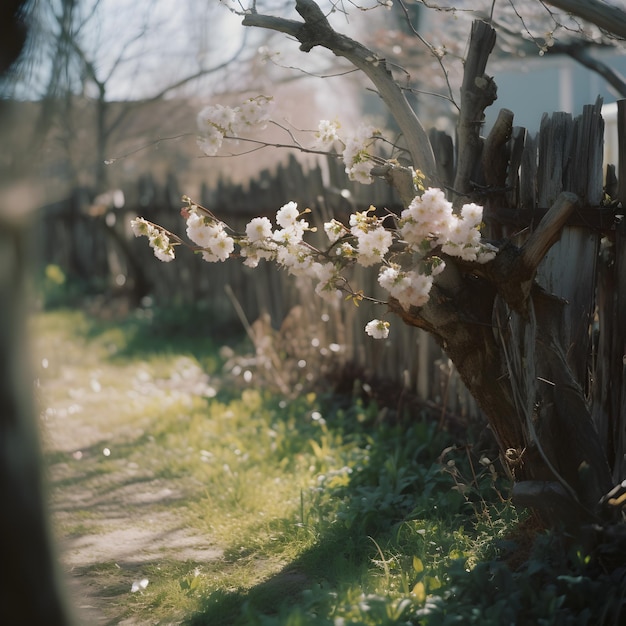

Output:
xmin=13 ymin=0 xmax=263 ymax=192
xmin=135 ymin=0 xmax=626 ymax=530
xmin=371 ymin=0 xmax=626 ymax=133
xmin=241 ymin=0 xmax=626 ymax=528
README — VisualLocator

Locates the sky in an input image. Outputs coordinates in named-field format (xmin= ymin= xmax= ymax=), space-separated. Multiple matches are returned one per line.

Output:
xmin=14 ymin=0 xmax=250 ymax=101
xmin=82 ymin=0 xmax=247 ymax=100
xmin=16 ymin=0 xmax=626 ymax=137
xmin=17 ymin=0 xmax=393 ymax=102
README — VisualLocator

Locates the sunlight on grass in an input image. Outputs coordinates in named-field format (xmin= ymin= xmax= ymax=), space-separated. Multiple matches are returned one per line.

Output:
xmin=35 ymin=309 xmax=519 ymax=624
xmin=35 ymin=308 xmax=617 ymax=626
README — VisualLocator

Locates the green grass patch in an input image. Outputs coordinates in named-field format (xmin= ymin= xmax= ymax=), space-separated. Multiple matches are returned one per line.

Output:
xmin=36 ymin=308 xmax=624 ymax=626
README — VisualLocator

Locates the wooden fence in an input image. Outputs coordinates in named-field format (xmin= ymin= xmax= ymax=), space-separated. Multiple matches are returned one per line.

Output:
xmin=38 ymin=98 xmax=626 ymax=473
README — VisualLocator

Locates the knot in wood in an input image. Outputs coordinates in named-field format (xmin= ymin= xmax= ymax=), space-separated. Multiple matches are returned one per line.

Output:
xmin=505 ymin=446 xmax=526 ymax=467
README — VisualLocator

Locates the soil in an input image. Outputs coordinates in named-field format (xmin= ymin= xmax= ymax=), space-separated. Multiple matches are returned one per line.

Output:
xmin=41 ymin=355 xmax=224 ymax=626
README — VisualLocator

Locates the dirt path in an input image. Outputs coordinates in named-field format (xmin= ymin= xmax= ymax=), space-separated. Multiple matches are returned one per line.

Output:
xmin=38 ymin=321 xmax=225 ymax=625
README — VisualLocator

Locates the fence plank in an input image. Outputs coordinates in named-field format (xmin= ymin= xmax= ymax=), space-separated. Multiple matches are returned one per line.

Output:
xmin=538 ymin=111 xmax=573 ymax=208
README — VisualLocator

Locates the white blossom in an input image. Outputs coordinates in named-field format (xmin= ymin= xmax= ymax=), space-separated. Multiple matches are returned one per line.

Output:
xmin=429 ymin=257 xmax=446 ymax=276
xmin=196 ymin=96 xmax=272 ymax=157
xmin=237 ymin=95 xmax=272 ymax=129
xmin=315 ymin=119 xmax=341 ymax=148
xmin=197 ymin=128 xmax=224 ymax=157
xmin=378 ymin=265 xmax=432 ymax=310
xmin=313 ymin=262 xmax=341 ymax=302
xmin=148 ymin=232 xmax=175 ymax=263
xmin=347 ymin=160 xmax=372 ymax=184
xmin=245 ymin=217 xmax=273 ymax=242
xmin=276 ymin=201 xmax=300 ymax=228
xmin=130 ymin=217 xmax=153 ymax=238
xmin=135 ymin=105 xmax=503 ymax=337
xmin=399 ymin=188 xmax=454 ymax=248
xmin=365 ymin=319 xmax=390 ymax=339
xmin=197 ymin=104 xmax=237 ymax=133
xmin=185 ymin=210 xmax=235 ymax=262
xmin=324 ymin=219 xmax=346 ymax=244
xmin=460 ymin=202 xmax=483 ymax=227
xmin=131 ymin=218 xmax=175 ymax=262
xmin=201 ymin=230 xmax=235 ymax=262
xmin=240 ymin=240 xmax=277 ymax=267
xmin=342 ymin=124 xmax=378 ymax=185
xmin=354 ymin=226 xmax=393 ymax=267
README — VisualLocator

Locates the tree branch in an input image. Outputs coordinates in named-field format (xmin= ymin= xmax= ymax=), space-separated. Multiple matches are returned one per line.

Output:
xmin=107 ymin=33 xmax=251 ymax=139
xmin=553 ymin=42 xmax=626 ymax=98
xmin=483 ymin=10 xmax=626 ymax=99
xmin=242 ymin=0 xmax=438 ymax=186
xmin=482 ymin=107 xmax=513 ymax=190
xmin=485 ymin=191 xmax=579 ymax=313
xmin=519 ymin=191 xmax=579 ymax=273
xmin=453 ymin=20 xmax=497 ymax=201
xmin=544 ymin=0 xmax=626 ymax=40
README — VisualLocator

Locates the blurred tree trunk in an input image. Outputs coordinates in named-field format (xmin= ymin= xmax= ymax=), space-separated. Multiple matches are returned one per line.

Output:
xmin=0 ymin=3 xmax=75 ymax=623
xmin=0 ymin=186 xmax=75 ymax=626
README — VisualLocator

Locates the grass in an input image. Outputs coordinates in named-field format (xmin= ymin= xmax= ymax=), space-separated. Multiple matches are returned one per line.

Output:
xmin=35 ymin=306 xmax=624 ymax=625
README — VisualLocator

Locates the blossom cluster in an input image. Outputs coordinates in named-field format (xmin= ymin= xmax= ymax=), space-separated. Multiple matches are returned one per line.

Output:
xmin=240 ymin=203 xmax=342 ymax=303
xmin=134 ymin=100 xmax=500 ymax=339
xmin=196 ymin=95 xmax=272 ymax=156
xmin=347 ymin=207 xmax=392 ymax=267
xmin=315 ymin=120 xmax=380 ymax=184
xmin=378 ymin=265 xmax=434 ymax=311
xmin=365 ymin=319 xmax=390 ymax=339
xmin=130 ymin=217 xmax=175 ymax=263
xmin=399 ymin=188 xmax=497 ymax=263
xmin=131 ymin=201 xmax=344 ymax=304
xmin=186 ymin=210 xmax=235 ymax=262
xmin=131 ymin=183 xmax=498 ymax=339
xmin=198 ymin=98 xmax=381 ymax=185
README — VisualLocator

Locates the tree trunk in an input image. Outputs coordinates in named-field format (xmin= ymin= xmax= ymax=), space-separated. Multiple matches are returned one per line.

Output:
xmin=388 ymin=194 xmax=613 ymax=527
xmin=0 ymin=194 xmax=75 ymax=625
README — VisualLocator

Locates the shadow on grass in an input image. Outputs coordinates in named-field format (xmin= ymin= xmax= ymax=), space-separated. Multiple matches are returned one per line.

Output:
xmin=46 ymin=307 xmax=505 ymax=624
xmin=185 ymin=514 xmax=626 ymax=626
xmin=43 ymin=307 xmax=625 ymax=625
xmin=80 ymin=302 xmax=248 ymax=363
xmin=186 ymin=522 xmax=376 ymax=626
xmin=183 ymin=419 xmax=488 ymax=625
xmin=44 ymin=418 xmax=204 ymax=515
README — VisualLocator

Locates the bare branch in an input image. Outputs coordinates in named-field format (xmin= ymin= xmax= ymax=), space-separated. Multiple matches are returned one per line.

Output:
xmin=552 ymin=42 xmax=626 ymax=98
xmin=480 ymin=191 xmax=578 ymax=314
xmin=519 ymin=191 xmax=579 ymax=274
xmin=395 ymin=0 xmax=459 ymax=110
xmin=543 ymin=0 xmax=626 ymax=40
xmin=243 ymin=0 xmax=438 ymax=185
xmin=482 ymin=4 xmax=626 ymax=97
xmin=107 ymin=32 xmax=252 ymax=138
xmin=205 ymin=133 xmax=340 ymax=158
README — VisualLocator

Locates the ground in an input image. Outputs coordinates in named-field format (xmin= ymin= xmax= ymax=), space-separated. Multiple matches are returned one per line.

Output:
xmin=36 ymin=313 xmax=225 ymax=625
xmin=47 ymin=418 xmax=222 ymax=625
